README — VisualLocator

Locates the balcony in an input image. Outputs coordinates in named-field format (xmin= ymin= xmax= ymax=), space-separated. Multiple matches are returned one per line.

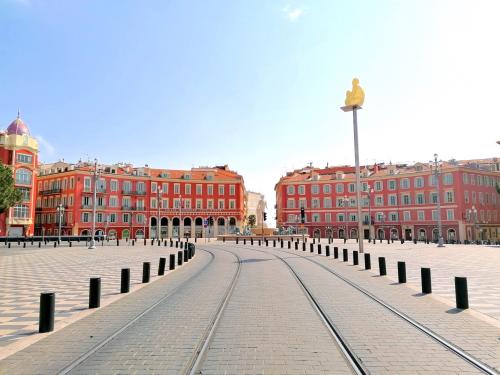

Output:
xmin=121 ymin=206 xmax=137 ymax=210
xmin=7 ymin=217 xmax=32 ymax=225
xmin=121 ymin=190 xmax=146 ymax=195
xmin=39 ymin=188 xmax=62 ymax=195
xmin=81 ymin=204 xmax=92 ymax=209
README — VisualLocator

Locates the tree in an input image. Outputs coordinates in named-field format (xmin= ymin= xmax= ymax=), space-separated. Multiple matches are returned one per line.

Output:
xmin=0 ymin=162 xmax=22 ymax=214
xmin=497 ymin=183 xmax=500 ymax=195
xmin=247 ymin=214 xmax=256 ymax=228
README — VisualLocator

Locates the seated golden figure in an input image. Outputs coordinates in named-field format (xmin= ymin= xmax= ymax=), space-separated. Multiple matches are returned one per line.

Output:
xmin=344 ymin=78 xmax=365 ymax=107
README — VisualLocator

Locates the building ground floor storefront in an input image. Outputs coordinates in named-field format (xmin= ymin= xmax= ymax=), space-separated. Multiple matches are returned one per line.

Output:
xmin=283 ymin=221 xmax=500 ymax=243
xmin=34 ymin=215 xmax=243 ymax=239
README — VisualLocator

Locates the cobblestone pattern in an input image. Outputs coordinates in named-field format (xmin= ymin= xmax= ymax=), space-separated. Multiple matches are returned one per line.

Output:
xmin=0 ymin=242 xmax=184 ymax=347
xmin=199 ymin=245 xmax=353 ymax=375
xmin=268 ymin=243 xmax=500 ymax=372
xmin=0 ymin=247 xmax=217 ymax=374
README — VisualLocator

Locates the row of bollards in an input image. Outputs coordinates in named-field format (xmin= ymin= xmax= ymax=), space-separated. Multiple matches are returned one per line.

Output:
xmin=39 ymin=243 xmax=196 ymax=333
xmin=244 ymin=238 xmax=470 ymax=311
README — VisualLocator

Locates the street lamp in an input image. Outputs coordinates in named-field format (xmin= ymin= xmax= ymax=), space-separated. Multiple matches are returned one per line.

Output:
xmin=89 ymin=159 xmax=100 ymax=250
xmin=178 ymin=194 xmax=182 ymax=241
xmin=430 ymin=154 xmax=445 ymax=247
xmin=366 ymin=185 xmax=374 ymax=242
xmin=343 ymin=195 xmax=349 ymax=240
xmin=157 ymin=187 xmax=162 ymax=240
xmin=468 ymin=205 xmax=478 ymax=242
xmin=56 ymin=203 xmax=65 ymax=244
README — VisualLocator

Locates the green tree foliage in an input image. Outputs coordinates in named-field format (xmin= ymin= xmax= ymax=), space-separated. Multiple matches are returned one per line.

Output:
xmin=0 ymin=162 xmax=22 ymax=214
xmin=497 ymin=183 xmax=500 ymax=194
xmin=247 ymin=214 xmax=256 ymax=227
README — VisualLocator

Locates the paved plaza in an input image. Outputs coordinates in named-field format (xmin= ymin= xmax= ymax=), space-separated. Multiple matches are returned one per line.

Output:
xmin=0 ymin=240 xmax=499 ymax=374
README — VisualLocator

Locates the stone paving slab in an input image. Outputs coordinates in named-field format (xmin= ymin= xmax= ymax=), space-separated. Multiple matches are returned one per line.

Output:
xmin=199 ymin=245 xmax=353 ymax=375
xmin=0 ymin=247 xmax=214 ymax=374
xmin=0 ymin=242 xmax=186 ymax=348
xmin=261 ymin=243 xmax=500 ymax=372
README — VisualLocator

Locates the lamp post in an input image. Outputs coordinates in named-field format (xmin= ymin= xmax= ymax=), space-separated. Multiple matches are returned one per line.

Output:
xmin=57 ymin=203 xmax=65 ymax=243
xmin=157 ymin=187 xmax=162 ymax=240
xmin=430 ymin=154 xmax=445 ymax=247
xmin=178 ymin=194 xmax=182 ymax=241
xmin=366 ymin=185 xmax=374 ymax=242
xmin=89 ymin=159 xmax=99 ymax=250
xmin=468 ymin=205 xmax=478 ymax=242
xmin=343 ymin=195 xmax=349 ymax=240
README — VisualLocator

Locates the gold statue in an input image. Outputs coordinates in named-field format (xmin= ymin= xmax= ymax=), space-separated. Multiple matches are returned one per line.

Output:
xmin=344 ymin=78 xmax=365 ymax=107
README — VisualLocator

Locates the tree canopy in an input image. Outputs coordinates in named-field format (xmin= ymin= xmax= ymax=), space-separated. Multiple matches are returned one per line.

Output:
xmin=247 ymin=214 xmax=256 ymax=227
xmin=0 ymin=162 xmax=22 ymax=214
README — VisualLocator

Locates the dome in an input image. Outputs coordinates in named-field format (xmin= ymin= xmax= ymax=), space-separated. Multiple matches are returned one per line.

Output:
xmin=6 ymin=114 xmax=30 ymax=136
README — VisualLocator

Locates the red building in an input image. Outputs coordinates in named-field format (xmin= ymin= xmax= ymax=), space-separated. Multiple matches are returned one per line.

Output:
xmin=275 ymin=159 xmax=500 ymax=242
xmin=36 ymin=161 xmax=246 ymax=239
xmin=0 ymin=113 xmax=39 ymax=236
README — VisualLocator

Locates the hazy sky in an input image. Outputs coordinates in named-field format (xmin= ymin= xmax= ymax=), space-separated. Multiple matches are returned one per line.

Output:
xmin=1 ymin=0 xmax=499 ymax=226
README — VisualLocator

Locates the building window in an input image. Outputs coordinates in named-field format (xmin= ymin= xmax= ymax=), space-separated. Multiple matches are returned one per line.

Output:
xmin=415 ymin=193 xmax=424 ymax=204
xmin=12 ymin=205 xmax=29 ymax=218
xmin=432 ymin=210 xmax=439 ymax=220
xmin=151 ymin=182 xmax=157 ymax=193
xmin=82 ymin=212 xmax=90 ymax=222
xmin=162 ymin=198 xmax=168 ymax=208
xmin=229 ymin=199 xmax=236 ymax=209
xmin=348 ymin=183 xmax=355 ymax=193
xmin=414 ymin=177 xmax=424 ymax=188
xmin=15 ymin=169 xmax=32 ymax=185
xmin=287 ymin=214 xmax=296 ymax=222
xmin=174 ymin=183 xmax=180 ymax=194
xmin=402 ymin=194 xmax=411 ymax=205
xmin=110 ymin=180 xmax=118 ymax=192
xmin=298 ymin=185 xmax=305 ymax=195
xmin=123 ymin=213 xmax=130 ymax=223
xmin=336 ymin=183 xmax=344 ymax=193
xmin=428 ymin=175 xmax=437 ymax=186
xmin=16 ymin=153 xmax=33 ymax=164
xmin=110 ymin=213 xmax=117 ymax=223
xmin=136 ymin=182 xmax=145 ymax=193
xmin=196 ymin=184 xmax=202 ymax=195
xmin=122 ymin=197 xmax=131 ymax=208
xmin=388 ymin=180 xmax=396 ymax=190
xmin=400 ymin=178 xmax=410 ymax=189
xmin=374 ymin=181 xmax=383 ymax=191
xmin=325 ymin=213 xmax=332 ymax=222
xmin=445 ymin=191 xmax=454 ymax=203
xmin=83 ymin=196 xmax=92 ymax=207
xmin=388 ymin=195 xmax=397 ymax=206
xmin=375 ymin=196 xmax=384 ymax=206
xmin=287 ymin=199 xmax=295 ymax=208
xmin=350 ymin=214 xmax=357 ymax=222
xmin=109 ymin=196 xmax=118 ymax=207
xmin=312 ymin=198 xmax=320 ymax=208
xmin=230 ymin=185 xmax=235 ymax=195
xmin=123 ymin=181 xmax=132 ymax=193
xmin=443 ymin=173 xmax=453 ymax=185
xmin=299 ymin=199 xmax=307 ymax=208
xmin=430 ymin=192 xmax=438 ymax=204
xmin=287 ymin=185 xmax=295 ymax=195
xmin=218 ymin=185 xmax=225 ymax=195
xmin=446 ymin=209 xmax=454 ymax=220
xmin=323 ymin=197 xmax=332 ymax=208
xmin=218 ymin=199 xmax=224 ymax=209
xmin=207 ymin=199 xmax=214 ymax=209
xmin=196 ymin=199 xmax=202 ymax=209
xmin=323 ymin=184 xmax=331 ymax=194
xmin=464 ymin=191 xmax=469 ymax=204
xmin=389 ymin=212 xmax=398 ymax=221
xmin=185 ymin=184 xmax=191 ymax=195
xmin=337 ymin=213 xmax=345 ymax=222
xmin=162 ymin=183 xmax=168 ymax=193
xmin=136 ymin=214 xmax=145 ymax=224
xmin=184 ymin=199 xmax=191 ymax=209
xmin=312 ymin=213 xmax=320 ymax=222
xmin=312 ymin=184 xmax=320 ymax=194
xmin=417 ymin=211 xmax=425 ymax=221
xmin=150 ymin=198 xmax=157 ymax=209
xmin=18 ymin=187 xmax=30 ymax=202
xmin=207 ymin=184 xmax=213 ymax=195
xmin=403 ymin=211 xmax=411 ymax=221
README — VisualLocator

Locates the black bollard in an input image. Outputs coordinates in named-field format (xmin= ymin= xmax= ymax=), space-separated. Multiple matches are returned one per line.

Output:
xmin=158 ymin=257 xmax=166 ymax=275
xmin=89 ymin=277 xmax=101 ymax=309
xmin=398 ymin=261 xmax=407 ymax=283
xmin=288 ymin=241 xmax=291 ymax=249
xmin=421 ymin=268 xmax=432 ymax=294
xmin=144 ymin=238 xmax=147 ymax=246
xmin=266 ymin=240 xmax=269 ymax=247
xmin=310 ymin=243 xmax=314 ymax=253
xmin=54 ymin=241 xmax=57 ymax=248
xmin=273 ymin=240 xmax=276 ymax=247
xmin=178 ymin=251 xmax=183 ymax=266
xmin=343 ymin=248 xmax=348 ymax=262
xmin=455 ymin=277 xmax=469 ymax=309
xmin=387 ymin=239 xmax=390 ymax=244
xmin=23 ymin=242 xmax=26 ymax=248
xmin=158 ymin=240 xmax=161 ymax=246
xmin=334 ymin=246 xmax=339 ymax=259
xmin=353 ymin=251 xmax=359 ymax=265
xmin=169 ymin=254 xmax=176 ymax=270
xmin=259 ymin=240 xmax=261 ymax=246
xmin=183 ymin=249 xmax=188 ymax=262
xmin=38 ymin=242 xmax=41 ymax=248
xmin=364 ymin=253 xmax=371 ymax=269
xmin=151 ymin=239 xmax=154 ymax=246
xmin=176 ymin=241 xmax=179 ymax=248
xmin=280 ymin=240 xmax=283 ymax=248
xmin=326 ymin=245 xmax=330 ymax=256
xmin=251 ymin=238 xmax=254 ymax=245
xmin=121 ymin=268 xmax=130 ymax=293
xmin=69 ymin=241 xmax=72 ymax=247
xmin=39 ymin=292 xmax=55 ymax=333
xmin=236 ymin=238 xmax=239 ymax=244
xmin=117 ymin=239 xmax=120 ymax=246
xmin=302 ymin=242 xmax=306 ymax=251
xmin=243 ymin=239 xmax=246 ymax=245
xmin=142 ymin=262 xmax=151 ymax=283
xmin=132 ymin=239 xmax=135 ymax=246
xmin=344 ymin=238 xmax=347 ymax=244
xmin=378 ymin=257 xmax=387 ymax=276
xmin=295 ymin=242 xmax=298 ymax=250
xmin=318 ymin=244 xmax=322 ymax=255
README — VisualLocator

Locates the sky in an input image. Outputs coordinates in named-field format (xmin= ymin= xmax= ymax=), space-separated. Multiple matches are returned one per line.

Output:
xmin=1 ymin=0 xmax=499 ymax=227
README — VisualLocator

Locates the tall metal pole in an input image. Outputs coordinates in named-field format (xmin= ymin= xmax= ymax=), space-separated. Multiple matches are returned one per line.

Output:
xmin=178 ymin=194 xmax=182 ymax=241
xmin=157 ymin=188 xmax=161 ymax=240
xmin=434 ymin=154 xmax=445 ymax=247
xmin=368 ymin=187 xmax=372 ymax=242
xmin=57 ymin=204 xmax=63 ymax=244
xmin=353 ymin=108 xmax=364 ymax=253
xmin=89 ymin=159 xmax=98 ymax=249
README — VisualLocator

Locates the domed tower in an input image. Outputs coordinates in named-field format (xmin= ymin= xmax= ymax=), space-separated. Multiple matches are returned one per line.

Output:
xmin=0 ymin=111 xmax=39 ymax=237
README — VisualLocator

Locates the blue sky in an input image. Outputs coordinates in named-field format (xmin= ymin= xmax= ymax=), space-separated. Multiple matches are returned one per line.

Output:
xmin=1 ymin=0 xmax=499 ymax=225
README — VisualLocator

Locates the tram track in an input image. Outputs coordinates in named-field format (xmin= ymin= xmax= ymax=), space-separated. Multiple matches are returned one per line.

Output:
xmin=231 ymin=242 xmax=498 ymax=375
